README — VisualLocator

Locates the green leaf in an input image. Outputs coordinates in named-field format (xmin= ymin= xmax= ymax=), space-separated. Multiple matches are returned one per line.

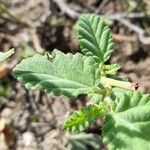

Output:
xmin=103 ymin=91 xmax=150 ymax=150
xmin=67 ymin=133 xmax=102 ymax=150
xmin=103 ymin=64 xmax=121 ymax=75
xmin=63 ymin=104 xmax=105 ymax=132
xmin=0 ymin=48 xmax=14 ymax=62
xmin=88 ymin=86 xmax=107 ymax=104
xmin=77 ymin=14 xmax=114 ymax=63
xmin=13 ymin=49 xmax=98 ymax=98
xmin=88 ymin=93 xmax=103 ymax=104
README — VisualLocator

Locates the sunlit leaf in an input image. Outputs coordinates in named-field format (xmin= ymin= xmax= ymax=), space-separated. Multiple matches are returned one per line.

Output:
xmin=64 ymin=104 xmax=105 ymax=132
xmin=13 ymin=49 xmax=98 ymax=98
xmin=103 ymin=91 xmax=150 ymax=150
xmin=77 ymin=14 xmax=114 ymax=63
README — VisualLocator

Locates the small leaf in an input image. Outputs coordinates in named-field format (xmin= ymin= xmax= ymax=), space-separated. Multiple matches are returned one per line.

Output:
xmin=0 ymin=49 xmax=14 ymax=62
xmin=77 ymin=14 xmax=114 ymax=63
xmin=13 ymin=49 xmax=98 ymax=98
xmin=63 ymin=104 xmax=105 ymax=132
xmin=103 ymin=91 xmax=150 ymax=150
xmin=103 ymin=64 xmax=120 ymax=75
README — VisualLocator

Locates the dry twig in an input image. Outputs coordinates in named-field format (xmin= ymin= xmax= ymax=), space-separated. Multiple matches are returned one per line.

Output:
xmin=95 ymin=0 xmax=109 ymax=14
xmin=112 ymin=33 xmax=137 ymax=42
xmin=30 ymin=29 xmax=44 ymax=54
xmin=104 ymin=13 xmax=150 ymax=44
xmin=52 ymin=0 xmax=80 ymax=19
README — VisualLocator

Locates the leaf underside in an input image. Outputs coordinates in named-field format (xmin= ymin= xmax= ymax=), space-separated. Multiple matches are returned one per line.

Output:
xmin=63 ymin=104 xmax=104 ymax=132
xmin=0 ymin=48 xmax=14 ymax=62
xmin=77 ymin=14 xmax=114 ymax=63
xmin=103 ymin=90 xmax=150 ymax=150
xmin=13 ymin=50 xmax=98 ymax=98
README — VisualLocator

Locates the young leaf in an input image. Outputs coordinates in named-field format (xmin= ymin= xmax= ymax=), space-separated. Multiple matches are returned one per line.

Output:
xmin=103 ymin=64 xmax=120 ymax=75
xmin=12 ymin=49 xmax=98 ymax=98
xmin=63 ymin=104 xmax=105 ymax=132
xmin=103 ymin=91 xmax=150 ymax=150
xmin=0 ymin=48 xmax=14 ymax=62
xmin=77 ymin=14 xmax=113 ymax=63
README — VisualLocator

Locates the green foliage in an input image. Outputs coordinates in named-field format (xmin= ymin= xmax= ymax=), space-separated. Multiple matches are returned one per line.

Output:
xmin=103 ymin=64 xmax=121 ymax=75
xmin=12 ymin=13 xmax=150 ymax=150
xmin=63 ymin=104 xmax=105 ymax=132
xmin=13 ymin=49 xmax=98 ymax=98
xmin=77 ymin=14 xmax=113 ymax=63
xmin=67 ymin=133 xmax=102 ymax=150
xmin=103 ymin=91 xmax=150 ymax=150
xmin=0 ymin=48 xmax=14 ymax=62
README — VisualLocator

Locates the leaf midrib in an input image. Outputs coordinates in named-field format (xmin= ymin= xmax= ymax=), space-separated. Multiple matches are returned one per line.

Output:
xmin=15 ymin=69 xmax=93 ymax=88
xmin=83 ymin=16 xmax=103 ymax=60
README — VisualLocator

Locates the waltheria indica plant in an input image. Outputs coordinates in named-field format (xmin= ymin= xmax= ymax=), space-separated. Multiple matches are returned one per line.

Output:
xmin=12 ymin=14 xmax=150 ymax=150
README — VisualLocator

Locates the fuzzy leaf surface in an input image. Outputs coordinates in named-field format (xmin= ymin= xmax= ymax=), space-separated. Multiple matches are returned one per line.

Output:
xmin=0 ymin=48 xmax=14 ymax=62
xmin=63 ymin=104 xmax=105 ymax=132
xmin=13 ymin=50 xmax=98 ymax=98
xmin=77 ymin=14 xmax=113 ymax=63
xmin=103 ymin=91 xmax=150 ymax=150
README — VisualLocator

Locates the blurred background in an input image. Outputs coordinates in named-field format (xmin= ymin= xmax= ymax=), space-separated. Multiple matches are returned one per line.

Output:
xmin=0 ymin=0 xmax=149 ymax=149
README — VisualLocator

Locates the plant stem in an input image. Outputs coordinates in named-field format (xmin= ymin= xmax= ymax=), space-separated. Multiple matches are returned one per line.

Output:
xmin=101 ymin=76 xmax=136 ymax=91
